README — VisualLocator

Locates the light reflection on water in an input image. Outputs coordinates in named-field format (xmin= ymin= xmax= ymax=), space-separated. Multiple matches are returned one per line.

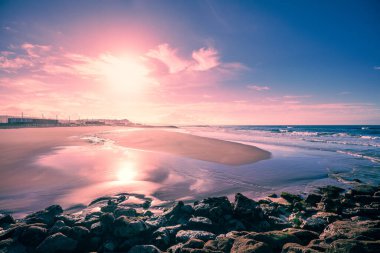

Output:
xmin=1 ymin=139 xmax=361 ymax=217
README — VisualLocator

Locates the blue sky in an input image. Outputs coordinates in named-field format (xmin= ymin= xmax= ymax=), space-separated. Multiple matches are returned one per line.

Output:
xmin=1 ymin=0 xmax=379 ymax=124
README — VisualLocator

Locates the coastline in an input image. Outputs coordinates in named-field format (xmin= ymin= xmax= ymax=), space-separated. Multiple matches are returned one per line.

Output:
xmin=1 ymin=184 xmax=379 ymax=252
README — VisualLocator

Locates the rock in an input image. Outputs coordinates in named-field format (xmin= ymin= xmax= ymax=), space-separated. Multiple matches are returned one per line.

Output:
xmin=311 ymin=212 xmax=340 ymax=224
xmin=167 ymin=243 xmax=184 ymax=253
xmin=128 ymin=245 xmax=162 ymax=253
xmin=231 ymin=237 xmax=272 ymax=253
xmin=318 ymin=186 xmax=344 ymax=198
xmin=194 ymin=197 xmax=232 ymax=221
xmin=151 ymin=225 xmax=183 ymax=250
xmin=114 ymin=207 xmax=137 ymax=217
xmin=0 ymin=238 xmax=27 ymax=253
xmin=183 ymin=238 xmax=205 ymax=249
xmin=204 ymin=236 xmax=234 ymax=253
xmin=19 ymin=225 xmax=48 ymax=246
xmin=282 ymin=243 xmax=322 ymax=253
xmin=162 ymin=201 xmax=191 ymax=225
xmin=349 ymin=185 xmax=378 ymax=196
xmin=90 ymin=222 xmax=103 ymax=236
xmin=24 ymin=205 xmax=63 ymax=227
xmin=118 ymin=237 xmax=146 ymax=252
xmin=188 ymin=216 xmax=214 ymax=231
xmin=0 ymin=214 xmax=15 ymax=228
xmin=282 ymin=228 xmax=319 ymax=246
xmin=320 ymin=220 xmax=380 ymax=241
xmin=244 ymin=231 xmax=300 ymax=251
xmin=176 ymin=230 xmax=216 ymax=243
xmin=70 ymin=226 xmax=90 ymax=241
xmin=280 ymin=192 xmax=302 ymax=204
xmin=36 ymin=232 xmax=77 ymax=253
xmin=100 ymin=212 xmax=115 ymax=231
xmin=267 ymin=216 xmax=292 ymax=230
xmin=113 ymin=216 xmax=150 ymax=237
xmin=103 ymin=239 xmax=118 ymax=252
xmin=305 ymin=194 xmax=322 ymax=206
xmin=268 ymin=193 xmax=278 ymax=198
xmin=342 ymin=207 xmax=380 ymax=218
xmin=326 ymin=239 xmax=380 ymax=253
xmin=233 ymin=193 xmax=264 ymax=224
xmin=317 ymin=197 xmax=341 ymax=213
xmin=301 ymin=217 xmax=328 ymax=233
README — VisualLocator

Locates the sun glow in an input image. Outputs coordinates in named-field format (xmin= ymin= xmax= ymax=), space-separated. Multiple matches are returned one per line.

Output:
xmin=100 ymin=54 xmax=150 ymax=93
xmin=116 ymin=162 xmax=138 ymax=183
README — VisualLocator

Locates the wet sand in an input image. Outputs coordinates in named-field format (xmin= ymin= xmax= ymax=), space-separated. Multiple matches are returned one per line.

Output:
xmin=103 ymin=129 xmax=271 ymax=165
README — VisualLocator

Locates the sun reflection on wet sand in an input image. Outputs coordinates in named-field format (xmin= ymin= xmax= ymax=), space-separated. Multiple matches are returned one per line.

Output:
xmin=116 ymin=162 xmax=138 ymax=182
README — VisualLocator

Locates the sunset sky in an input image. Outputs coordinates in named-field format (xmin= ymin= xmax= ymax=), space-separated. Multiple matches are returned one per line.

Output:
xmin=1 ymin=0 xmax=380 ymax=124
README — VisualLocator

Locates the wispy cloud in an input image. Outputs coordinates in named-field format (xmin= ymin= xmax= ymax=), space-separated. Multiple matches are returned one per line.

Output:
xmin=339 ymin=91 xmax=351 ymax=95
xmin=246 ymin=85 xmax=270 ymax=91
xmin=374 ymin=66 xmax=380 ymax=70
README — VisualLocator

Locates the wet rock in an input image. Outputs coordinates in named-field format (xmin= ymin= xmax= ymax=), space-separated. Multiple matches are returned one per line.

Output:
xmin=70 ymin=226 xmax=90 ymax=241
xmin=231 ymin=237 xmax=272 ymax=253
xmin=118 ymin=237 xmax=146 ymax=252
xmin=19 ymin=225 xmax=48 ymax=247
xmin=268 ymin=193 xmax=278 ymax=198
xmin=100 ymin=212 xmax=115 ymax=231
xmin=167 ymin=243 xmax=184 ymax=253
xmin=342 ymin=207 xmax=380 ymax=218
xmin=245 ymin=231 xmax=300 ymax=251
xmin=320 ymin=220 xmax=380 ymax=241
xmin=113 ymin=216 xmax=150 ymax=237
xmin=317 ymin=197 xmax=341 ymax=213
xmin=36 ymin=232 xmax=77 ymax=253
xmin=349 ymin=185 xmax=378 ymax=196
xmin=151 ymin=225 xmax=183 ymax=250
xmin=0 ymin=238 xmax=27 ymax=253
xmin=24 ymin=205 xmax=63 ymax=227
xmin=326 ymin=239 xmax=380 ymax=253
xmin=114 ymin=207 xmax=137 ymax=217
xmin=101 ymin=199 xmax=118 ymax=213
xmin=305 ymin=194 xmax=322 ymax=206
xmin=90 ymin=222 xmax=103 ymax=236
xmin=204 ymin=236 xmax=234 ymax=253
xmin=176 ymin=230 xmax=216 ymax=243
xmin=233 ymin=193 xmax=264 ymax=225
xmin=267 ymin=216 xmax=292 ymax=230
xmin=183 ymin=238 xmax=205 ymax=249
xmin=188 ymin=216 xmax=214 ymax=231
xmin=280 ymin=192 xmax=303 ymax=204
xmin=194 ymin=197 xmax=232 ymax=223
xmin=103 ymin=239 xmax=118 ymax=252
xmin=282 ymin=243 xmax=322 ymax=253
xmin=128 ymin=244 xmax=162 ymax=253
xmin=162 ymin=201 xmax=192 ymax=225
xmin=301 ymin=217 xmax=328 ymax=233
xmin=318 ymin=186 xmax=344 ymax=198
xmin=311 ymin=212 xmax=340 ymax=224
xmin=282 ymin=228 xmax=319 ymax=245
xmin=0 ymin=214 xmax=15 ymax=228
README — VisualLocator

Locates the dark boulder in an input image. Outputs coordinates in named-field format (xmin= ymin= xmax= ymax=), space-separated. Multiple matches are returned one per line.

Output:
xmin=19 ymin=225 xmax=48 ymax=247
xmin=301 ymin=217 xmax=328 ymax=233
xmin=113 ymin=216 xmax=150 ymax=237
xmin=282 ymin=243 xmax=322 ymax=253
xmin=24 ymin=205 xmax=63 ymax=227
xmin=282 ymin=228 xmax=319 ymax=246
xmin=36 ymin=232 xmax=77 ymax=253
xmin=280 ymin=192 xmax=302 ymax=204
xmin=244 ymin=231 xmax=300 ymax=251
xmin=188 ymin=216 xmax=214 ymax=231
xmin=233 ymin=193 xmax=264 ymax=225
xmin=0 ymin=214 xmax=15 ymax=228
xmin=203 ymin=236 xmax=234 ymax=253
xmin=182 ymin=238 xmax=205 ymax=249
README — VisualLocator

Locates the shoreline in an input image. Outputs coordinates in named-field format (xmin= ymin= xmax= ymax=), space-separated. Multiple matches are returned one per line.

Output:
xmin=1 ymin=184 xmax=379 ymax=252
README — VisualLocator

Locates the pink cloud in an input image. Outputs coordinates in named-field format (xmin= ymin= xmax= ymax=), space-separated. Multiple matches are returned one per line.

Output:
xmin=191 ymin=47 xmax=219 ymax=71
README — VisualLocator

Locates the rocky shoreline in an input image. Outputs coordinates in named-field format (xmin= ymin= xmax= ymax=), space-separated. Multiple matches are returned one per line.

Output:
xmin=1 ymin=184 xmax=380 ymax=253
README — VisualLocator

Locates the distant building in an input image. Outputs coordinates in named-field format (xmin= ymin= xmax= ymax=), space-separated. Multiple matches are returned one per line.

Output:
xmin=7 ymin=117 xmax=58 ymax=125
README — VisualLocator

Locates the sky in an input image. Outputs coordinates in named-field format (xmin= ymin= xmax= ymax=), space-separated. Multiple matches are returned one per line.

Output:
xmin=1 ymin=0 xmax=380 ymax=125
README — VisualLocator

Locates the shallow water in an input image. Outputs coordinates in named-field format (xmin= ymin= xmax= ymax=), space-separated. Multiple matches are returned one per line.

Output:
xmin=1 ymin=126 xmax=379 ymax=217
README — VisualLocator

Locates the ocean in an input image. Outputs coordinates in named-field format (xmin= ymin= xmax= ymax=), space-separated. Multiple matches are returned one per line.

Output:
xmin=182 ymin=125 xmax=380 ymax=186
